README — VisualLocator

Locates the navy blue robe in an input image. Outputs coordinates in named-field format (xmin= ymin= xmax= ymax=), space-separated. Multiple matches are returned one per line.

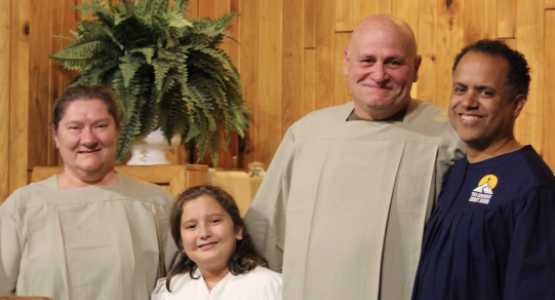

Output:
xmin=412 ymin=146 xmax=555 ymax=300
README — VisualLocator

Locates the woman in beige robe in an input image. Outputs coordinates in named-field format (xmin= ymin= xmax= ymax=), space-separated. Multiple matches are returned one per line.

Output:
xmin=0 ymin=85 xmax=174 ymax=300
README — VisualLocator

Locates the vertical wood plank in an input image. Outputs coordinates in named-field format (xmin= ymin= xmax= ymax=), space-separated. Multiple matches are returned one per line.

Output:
xmin=0 ymin=0 xmax=11 ymax=202
xmin=258 ymin=0 xmax=283 ymax=166
xmin=314 ymin=0 xmax=334 ymax=110
xmin=9 ymin=0 xmax=31 ymax=193
xmin=435 ymin=0 xmax=465 ymax=109
xmin=198 ymin=0 xmax=215 ymax=18
xmin=543 ymin=10 xmax=555 ymax=168
xmin=417 ymin=0 xmax=437 ymax=104
xmin=515 ymin=0 xmax=544 ymax=154
xmin=303 ymin=48 xmax=316 ymax=116
xmin=187 ymin=0 xmax=199 ymax=18
xmin=335 ymin=0 xmax=359 ymax=32
xmin=380 ymin=0 xmax=392 ymax=14
xmin=497 ymin=0 xmax=516 ymax=38
xmin=483 ymin=0 xmax=496 ymax=39
xmin=304 ymin=0 xmax=316 ymax=48
xmin=360 ymin=0 xmax=380 ymax=19
xmin=214 ymin=0 xmax=230 ymax=55
xmin=334 ymin=32 xmax=352 ymax=105
xmin=282 ymin=0 xmax=304 ymax=131
xmin=392 ymin=0 xmax=419 ymax=98
xmin=463 ymin=0 xmax=483 ymax=45
xmin=239 ymin=0 xmax=258 ymax=165
xmin=28 ymin=0 xmax=53 ymax=170
xmin=547 ymin=0 xmax=555 ymax=9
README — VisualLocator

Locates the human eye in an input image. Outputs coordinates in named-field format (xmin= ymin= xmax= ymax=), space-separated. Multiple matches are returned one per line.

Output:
xmin=481 ymin=90 xmax=495 ymax=97
xmin=453 ymin=85 xmax=466 ymax=94
xmin=386 ymin=59 xmax=403 ymax=69
xmin=210 ymin=218 xmax=221 ymax=224
xmin=183 ymin=223 xmax=196 ymax=230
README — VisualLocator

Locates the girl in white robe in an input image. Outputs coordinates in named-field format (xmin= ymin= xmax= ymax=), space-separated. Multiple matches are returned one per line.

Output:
xmin=152 ymin=185 xmax=282 ymax=300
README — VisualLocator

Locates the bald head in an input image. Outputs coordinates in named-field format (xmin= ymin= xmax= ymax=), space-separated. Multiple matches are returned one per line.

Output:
xmin=343 ymin=14 xmax=421 ymax=120
xmin=350 ymin=14 xmax=418 ymax=60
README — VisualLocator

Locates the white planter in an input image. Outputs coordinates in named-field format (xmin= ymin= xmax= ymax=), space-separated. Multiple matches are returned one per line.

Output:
xmin=127 ymin=129 xmax=180 ymax=165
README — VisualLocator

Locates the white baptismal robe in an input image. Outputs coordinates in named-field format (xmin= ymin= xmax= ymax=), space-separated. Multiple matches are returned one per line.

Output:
xmin=152 ymin=267 xmax=282 ymax=300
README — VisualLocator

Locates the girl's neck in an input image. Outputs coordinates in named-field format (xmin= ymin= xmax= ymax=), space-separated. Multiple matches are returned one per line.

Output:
xmin=200 ymin=266 xmax=230 ymax=291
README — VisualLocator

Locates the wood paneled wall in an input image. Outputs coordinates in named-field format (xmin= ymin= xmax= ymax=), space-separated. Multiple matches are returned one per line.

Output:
xmin=2 ymin=0 xmax=555 ymax=203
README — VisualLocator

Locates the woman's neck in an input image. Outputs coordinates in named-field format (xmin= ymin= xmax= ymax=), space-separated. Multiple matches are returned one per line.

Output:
xmin=57 ymin=169 xmax=119 ymax=189
xmin=200 ymin=266 xmax=230 ymax=292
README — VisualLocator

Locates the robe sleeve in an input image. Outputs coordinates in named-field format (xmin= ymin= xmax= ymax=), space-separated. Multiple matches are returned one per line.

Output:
xmin=0 ymin=205 xmax=20 ymax=295
xmin=504 ymin=186 xmax=555 ymax=300
xmin=244 ymin=128 xmax=296 ymax=272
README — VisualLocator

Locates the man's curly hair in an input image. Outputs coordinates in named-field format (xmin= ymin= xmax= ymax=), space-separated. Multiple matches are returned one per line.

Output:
xmin=453 ymin=39 xmax=531 ymax=101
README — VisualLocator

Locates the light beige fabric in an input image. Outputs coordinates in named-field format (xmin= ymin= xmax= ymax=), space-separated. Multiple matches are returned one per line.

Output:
xmin=244 ymin=100 xmax=465 ymax=300
xmin=0 ymin=174 xmax=174 ymax=300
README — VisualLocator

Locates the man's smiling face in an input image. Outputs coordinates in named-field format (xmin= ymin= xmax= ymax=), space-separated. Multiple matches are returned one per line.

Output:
xmin=449 ymin=51 xmax=518 ymax=151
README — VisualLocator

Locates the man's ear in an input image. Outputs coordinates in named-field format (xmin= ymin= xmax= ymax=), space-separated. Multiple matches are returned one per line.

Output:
xmin=512 ymin=94 xmax=527 ymax=118
xmin=343 ymin=48 xmax=350 ymax=76
xmin=413 ymin=55 xmax=422 ymax=82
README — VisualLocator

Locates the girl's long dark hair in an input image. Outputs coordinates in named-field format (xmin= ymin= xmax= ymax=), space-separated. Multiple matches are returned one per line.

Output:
xmin=165 ymin=184 xmax=268 ymax=292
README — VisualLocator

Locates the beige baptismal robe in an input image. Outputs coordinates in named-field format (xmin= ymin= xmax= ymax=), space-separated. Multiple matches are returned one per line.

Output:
xmin=0 ymin=174 xmax=174 ymax=300
xmin=245 ymin=100 xmax=465 ymax=300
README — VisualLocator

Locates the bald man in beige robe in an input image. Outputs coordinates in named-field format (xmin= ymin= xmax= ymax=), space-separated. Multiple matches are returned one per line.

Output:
xmin=245 ymin=15 xmax=465 ymax=300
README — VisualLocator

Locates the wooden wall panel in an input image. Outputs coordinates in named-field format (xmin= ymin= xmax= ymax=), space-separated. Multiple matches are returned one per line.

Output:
xmin=257 ymin=0 xmax=283 ymax=164
xmin=497 ymin=0 xmax=516 ymax=38
xmin=304 ymin=0 xmax=316 ymax=48
xmin=4 ymin=0 xmax=555 ymax=203
xmin=543 ymin=10 xmax=555 ymax=169
xmin=484 ymin=0 xmax=497 ymax=39
xmin=303 ymin=49 xmax=316 ymax=116
xmin=463 ymin=0 xmax=484 ymax=45
xmin=334 ymin=32 xmax=352 ymax=106
xmin=416 ymin=0 xmax=437 ymax=104
xmin=514 ymin=0 xmax=544 ymax=154
xmin=9 ymin=0 xmax=31 ymax=195
xmin=282 ymin=0 xmax=305 ymax=130
xmin=239 ymin=0 xmax=258 ymax=165
xmin=335 ymin=0 xmax=359 ymax=32
xmin=28 ymin=0 xmax=54 ymax=171
xmin=314 ymin=0 xmax=335 ymax=111
xmin=1 ymin=0 xmax=10 ymax=202
xmin=435 ymin=0 xmax=465 ymax=109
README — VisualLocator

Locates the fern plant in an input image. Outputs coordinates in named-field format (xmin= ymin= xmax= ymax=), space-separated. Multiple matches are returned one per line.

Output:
xmin=50 ymin=0 xmax=249 ymax=166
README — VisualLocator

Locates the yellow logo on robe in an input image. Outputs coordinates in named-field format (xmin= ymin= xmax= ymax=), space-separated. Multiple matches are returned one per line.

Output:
xmin=469 ymin=174 xmax=498 ymax=204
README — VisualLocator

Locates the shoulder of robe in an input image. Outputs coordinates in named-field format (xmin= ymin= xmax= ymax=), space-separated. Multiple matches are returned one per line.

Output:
xmin=287 ymin=102 xmax=353 ymax=138
xmin=1 ymin=176 xmax=57 ymax=214
xmin=406 ymin=99 xmax=463 ymax=148
xmin=117 ymin=174 xmax=174 ymax=207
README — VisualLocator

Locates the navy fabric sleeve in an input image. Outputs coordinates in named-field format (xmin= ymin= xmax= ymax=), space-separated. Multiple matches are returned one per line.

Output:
xmin=504 ymin=186 xmax=555 ymax=300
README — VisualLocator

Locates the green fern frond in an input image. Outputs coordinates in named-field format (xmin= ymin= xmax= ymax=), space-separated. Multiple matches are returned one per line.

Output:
xmin=51 ymin=0 xmax=246 ymax=166
xmin=119 ymin=54 xmax=144 ymax=87
xmin=131 ymin=47 xmax=155 ymax=64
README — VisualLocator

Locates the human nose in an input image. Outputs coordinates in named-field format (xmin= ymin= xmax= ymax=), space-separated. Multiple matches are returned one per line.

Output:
xmin=80 ymin=127 xmax=97 ymax=146
xmin=369 ymin=63 xmax=390 ymax=83
xmin=460 ymin=91 xmax=479 ymax=109
xmin=199 ymin=224 xmax=212 ymax=239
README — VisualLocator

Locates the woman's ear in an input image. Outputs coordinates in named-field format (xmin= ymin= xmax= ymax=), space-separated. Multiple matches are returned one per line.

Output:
xmin=235 ymin=225 xmax=243 ymax=240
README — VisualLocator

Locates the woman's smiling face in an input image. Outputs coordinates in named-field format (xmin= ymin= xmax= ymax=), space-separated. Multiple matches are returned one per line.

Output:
xmin=54 ymin=99 xmax=118 ymax=181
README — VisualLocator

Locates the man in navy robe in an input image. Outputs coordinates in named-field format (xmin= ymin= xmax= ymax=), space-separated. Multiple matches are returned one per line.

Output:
xmin=412 ymin=39 xmax=555 ymax=300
